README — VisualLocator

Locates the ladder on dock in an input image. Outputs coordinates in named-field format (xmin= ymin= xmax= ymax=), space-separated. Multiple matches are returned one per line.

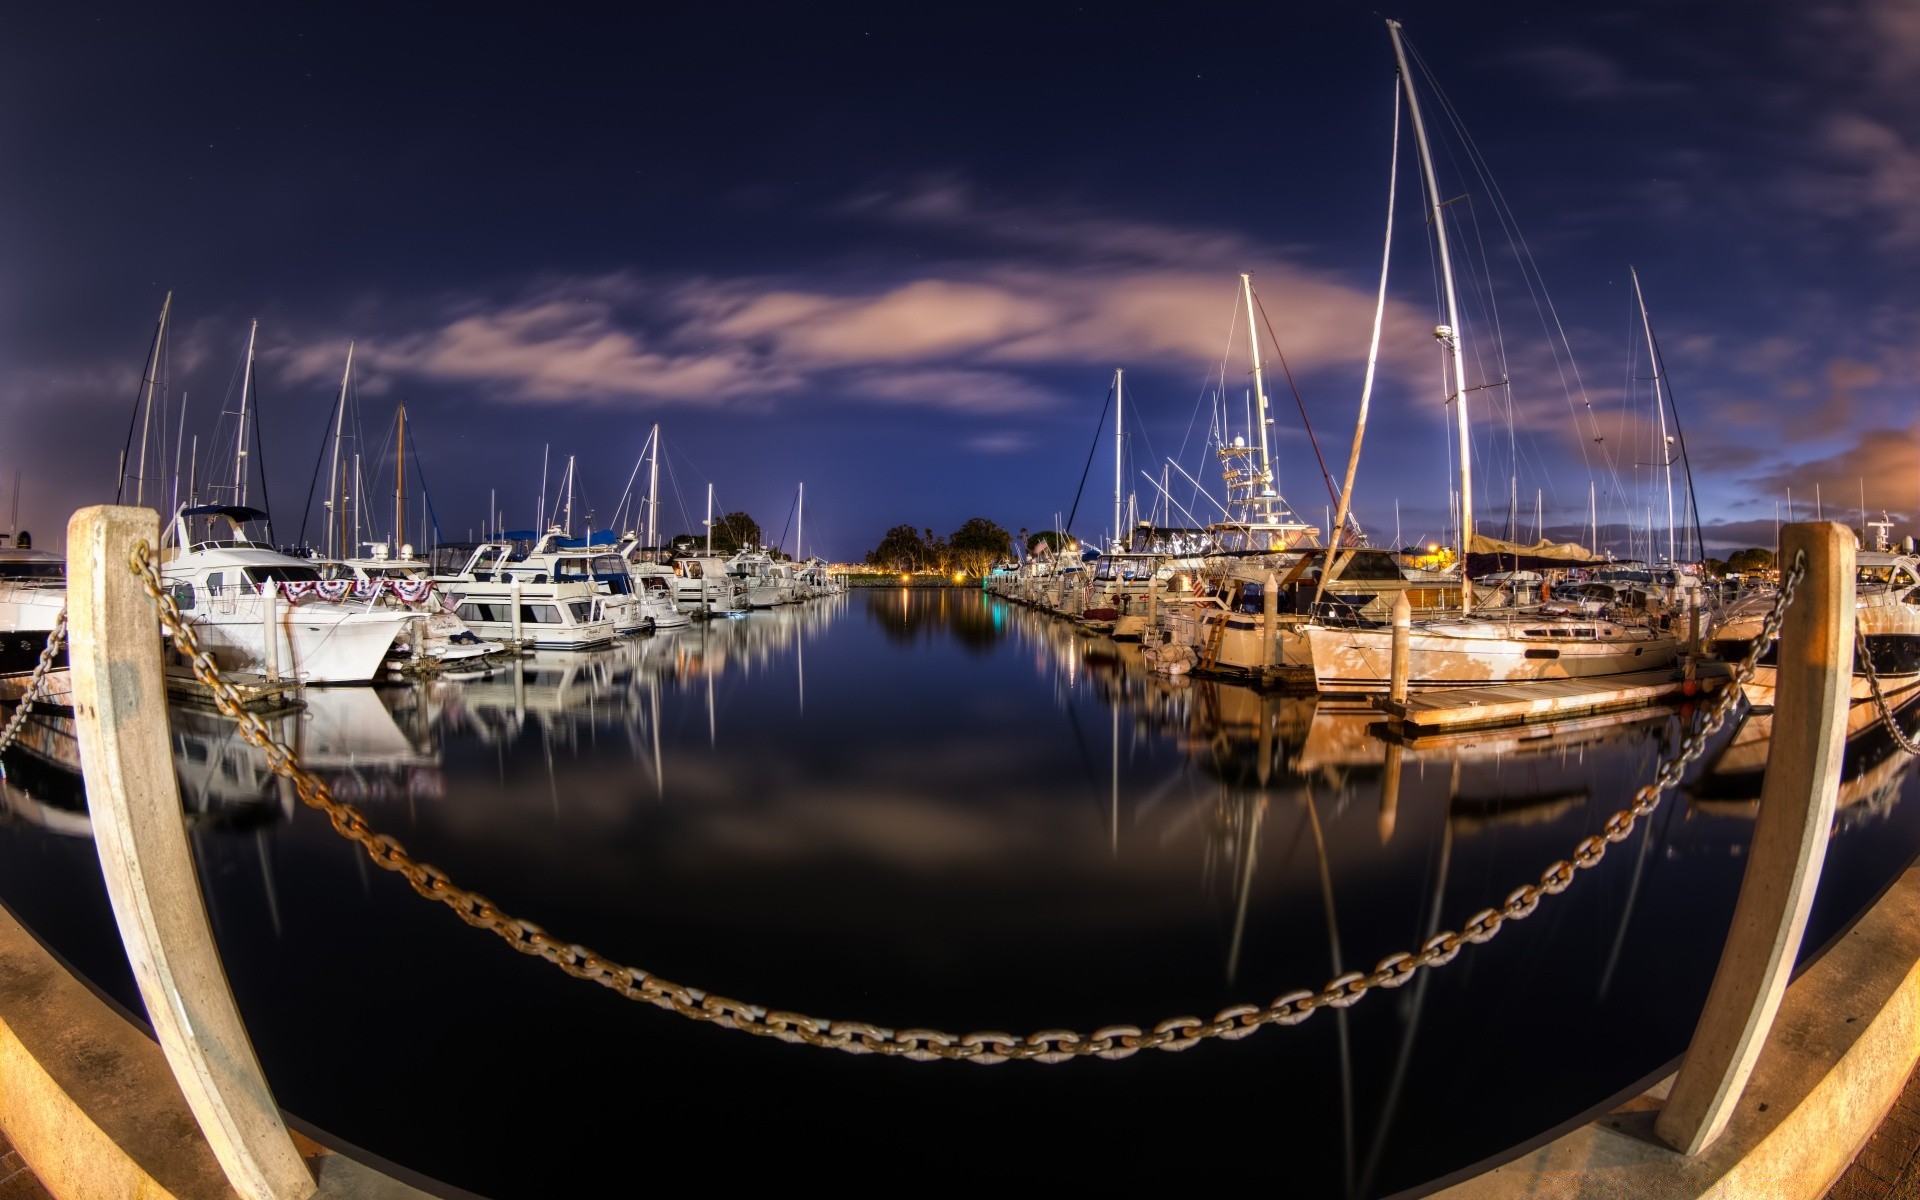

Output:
xmin=1198 ymin=586 xmax=1238 ymax=673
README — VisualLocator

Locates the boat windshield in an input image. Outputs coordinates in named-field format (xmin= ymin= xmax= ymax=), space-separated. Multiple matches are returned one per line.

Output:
xmin=0 ymin=561 xmax=63 ymax=582
xmin=243 ymin=566 xmax=322 ymax=586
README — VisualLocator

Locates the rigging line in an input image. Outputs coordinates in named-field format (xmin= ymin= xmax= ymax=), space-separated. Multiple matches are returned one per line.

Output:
xmin=1175 ymin=285 xmax=1246 ymax=472
xmin=775 ymin=486 xmax=799 ymax=556
xmin=406 ymin=434 xmax=443 ymax=545
xmin=1250 ymin=290 xmax=1339 ymax=506
xmin=1062 ymin=380 xmax=1115 ymax=542
xmin=247 ymin=360 xmax=275 ymax=547
xmin=1647 ymin=320 xmax=1706 ymax=561
xmin=294 ymin=361 xmax=347 ymax=550
xmin=1408 ymin=38 xmax=1615 ymax=494
xmin=114 ymin=311 xmax=168 ymax=504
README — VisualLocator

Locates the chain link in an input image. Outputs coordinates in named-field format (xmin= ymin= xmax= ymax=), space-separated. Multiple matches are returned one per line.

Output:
xmin=0 ymin=607 xmax=69 ymax=763
xmin=127 ymin=540 xmax=1804 ymax=1063
xmin=1856 ymin=618 xmax=1920 ymax=756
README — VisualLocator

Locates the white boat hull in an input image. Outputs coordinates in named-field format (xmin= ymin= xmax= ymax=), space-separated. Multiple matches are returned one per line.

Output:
xmin=1306 ymin=622 xmax=1679 ymax=693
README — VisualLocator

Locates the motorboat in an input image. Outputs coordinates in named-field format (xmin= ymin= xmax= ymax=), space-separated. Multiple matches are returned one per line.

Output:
xmin=160 ymin=506 xmax=411 ymax=684
xmin=312 ymin=546 xmax=507 ymax=666
xmin=429 ymin=541 xmax=618 ymax=650
xmin=0 ymin=540 xmax=67 ymax=680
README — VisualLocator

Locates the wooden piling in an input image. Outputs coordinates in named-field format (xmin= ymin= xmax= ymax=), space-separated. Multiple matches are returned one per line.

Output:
xmin=1656 ymin=522 xmax=1855 ymax=1156
xmin=66 ymin=506 xmax=315 ymax=1200
xmin=1389 ymin=592 xmax=1412 ymax=706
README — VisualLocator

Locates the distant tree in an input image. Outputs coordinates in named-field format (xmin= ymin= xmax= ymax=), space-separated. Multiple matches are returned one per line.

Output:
xmin=1726 ymin=547 xmax=1775 ymax=574
xmin=866 ymin=524 xmax=927 ymax=571
xmin=710 ymin=511 xmax=761 ymax=554
xmin=1027 ymin=530 xmax=1066 ymax=556
xmin=948 ymin=517 xmax=1013 ymax=576
xmin=924 ymin=527 xmax=951 ymax=572
xmin=1702 ymin=557 xmax=1729 ymax=577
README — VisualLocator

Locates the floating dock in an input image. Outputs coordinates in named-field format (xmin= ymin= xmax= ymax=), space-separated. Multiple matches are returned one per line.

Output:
xmin=1374 ymin=668 xmax=1699 ymax=733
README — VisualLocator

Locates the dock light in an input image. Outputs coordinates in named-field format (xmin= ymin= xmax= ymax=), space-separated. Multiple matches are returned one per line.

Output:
xmin=952 ymin=571 xmax=966 ymax=583
xmin=1428 ymin=543 xmax=1439 ymax=552
xmin=900 ymin=574 xmax=910 ymax=583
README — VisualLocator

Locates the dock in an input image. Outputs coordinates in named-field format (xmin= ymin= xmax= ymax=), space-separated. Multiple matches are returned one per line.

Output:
xmin=1374 ymin=668 xmax=1701 ymax=733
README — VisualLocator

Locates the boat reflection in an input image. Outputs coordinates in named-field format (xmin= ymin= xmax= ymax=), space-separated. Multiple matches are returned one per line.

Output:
xmin=0 ymin=686 xmax=441 ymax=839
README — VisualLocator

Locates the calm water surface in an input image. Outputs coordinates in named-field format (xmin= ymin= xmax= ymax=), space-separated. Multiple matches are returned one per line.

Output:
xmin=2 ymin=588 xmax=1918 ymax=1195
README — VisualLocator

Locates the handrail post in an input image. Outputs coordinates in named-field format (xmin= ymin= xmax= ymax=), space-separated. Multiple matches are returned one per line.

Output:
xmin=1655 ymin=521 xmax=1855 ymax=1155
xmin=67 ymin=506 xmax=315 ymax=1200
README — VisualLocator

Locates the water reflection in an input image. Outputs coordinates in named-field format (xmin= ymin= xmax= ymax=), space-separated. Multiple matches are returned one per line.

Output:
xmin=0 ymin=588 xmax=1915 ymax=1198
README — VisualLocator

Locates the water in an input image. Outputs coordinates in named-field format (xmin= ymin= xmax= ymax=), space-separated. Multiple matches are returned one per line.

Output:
xmin=2 ymin=588 xmax=1918 ymax=1196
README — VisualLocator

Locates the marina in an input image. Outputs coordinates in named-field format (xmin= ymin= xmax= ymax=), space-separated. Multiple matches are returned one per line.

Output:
xmin=3 ymin=4 xmax=1919 ymax=1197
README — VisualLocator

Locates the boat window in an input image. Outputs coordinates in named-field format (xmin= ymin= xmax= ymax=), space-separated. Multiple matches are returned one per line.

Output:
xmin=170 ymin=583 xmax=196 ymax=611
xmin=1523 ymin=629 xmax=1549 ymax=637
xmin=568 ymin=601 xmax=595 ymax=623
xmin=685 ymin=562 xmax=703 ymax=579
xmin=244 ymin=566 xmax=321 ymax=586
xmin=207 ymin=571 xmax=225 ymax=594
xmin=456 ymin=602 xmax=499 ymax=624
xmin=0 ymin=562 xmax=62 ymax=582
xmin=526 ymin=604 xmax=562 ymax=624
xmin=1574 ymin=628 xmax=1596 ymax=638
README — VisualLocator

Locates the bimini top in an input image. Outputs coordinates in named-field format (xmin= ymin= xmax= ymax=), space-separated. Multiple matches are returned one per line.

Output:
xmin=180 ymin=504 xmax=270 ymax=524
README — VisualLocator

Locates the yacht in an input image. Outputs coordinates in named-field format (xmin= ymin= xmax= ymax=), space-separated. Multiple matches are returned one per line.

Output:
xmin=430 ymin=541 xmax=618 ymax=650
xmin=160 ymin=506 xmax=411 ymax=684
xmin=516 ymin=529 xmax=651 ymax=634
xmin=312 ymin=544 xmax=507 ymax=666
xmin=0 ymin=539 xmax=67 ymax=681
xmin=666 ymin=552 xmax=749 ymax=616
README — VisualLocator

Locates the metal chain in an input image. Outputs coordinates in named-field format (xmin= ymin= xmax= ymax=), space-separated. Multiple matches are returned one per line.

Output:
xmin=128 ymin=540 xmax=1804 ymax=1064
xmin=0 ymin=607 xmax=70 ymax=763
xmin=1856 ymin=618 xmax=1920 ymax=756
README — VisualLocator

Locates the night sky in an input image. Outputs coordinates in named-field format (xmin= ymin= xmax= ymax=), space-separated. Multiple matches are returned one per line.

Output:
xmin=4 ymin=2 xmax=1915 ymax=560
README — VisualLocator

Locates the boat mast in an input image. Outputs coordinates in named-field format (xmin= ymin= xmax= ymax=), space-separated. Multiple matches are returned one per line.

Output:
xmin=797 ymin=481 xmax=805 ymax=561
xmin=393 ymin=404 xmax=406 ymax=551
xmin=1112 ymin=367 xmax=1124 ymax=551
xmin=328 ymin=341 xmax=354 ymax=558
xmin=646 ymin=422 xmax=660 ymax=548
xmin=705 ymin=482 xmax=714 ymax=555
xmin=1239 ymin=275 xmax=1275 ymax=526
xmin=1631 ymin=267 xmax=1676 ymax=565
xmin=1387 ymin=20 xmax=1473 ymax=613
xmin=563 ymin=454 xmax=575 ymax=535
xmin=233 ymin=318 xmax=259 ymax=506
xmin=134 ymin=291 xmax=172 ymax=507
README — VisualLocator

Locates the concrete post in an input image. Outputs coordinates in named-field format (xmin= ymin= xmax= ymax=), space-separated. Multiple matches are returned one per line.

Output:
xmin=66 ymin=506 xmax=315 ymax=1200
xmin=261 ymin=582 xmax=280 ymax=682
xmin=1389 ymin=592 xmax=1413 ymax=706
xmin=1656 ymin=522 xmax=1855 ymax=1156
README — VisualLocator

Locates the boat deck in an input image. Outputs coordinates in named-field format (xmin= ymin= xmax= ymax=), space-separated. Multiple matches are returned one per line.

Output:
xmin=1375 ymin=668 xmax=1697 ymax=733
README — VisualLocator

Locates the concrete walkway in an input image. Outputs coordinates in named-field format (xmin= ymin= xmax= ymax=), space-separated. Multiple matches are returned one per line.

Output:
xmin=1828 ymin=1062 xmax=1920 ymax=1199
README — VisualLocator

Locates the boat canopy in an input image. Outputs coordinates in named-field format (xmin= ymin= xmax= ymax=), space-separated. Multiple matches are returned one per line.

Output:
xmin=553 ymin=531 xmax=619 ymax=548
xmin=1466 ymin=533 xmax=1604 ymax=576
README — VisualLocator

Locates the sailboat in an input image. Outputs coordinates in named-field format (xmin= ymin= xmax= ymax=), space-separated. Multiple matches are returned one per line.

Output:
xmin=1303 ymin=20 xmax=1678 ymax=693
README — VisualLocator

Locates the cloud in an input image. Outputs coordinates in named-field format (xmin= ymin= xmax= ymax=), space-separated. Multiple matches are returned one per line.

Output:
xmin=273 ymin=187 xmax=1449 ymax=422
xmin=961 ymin=432 xmax=1031 ymax=454
xmin=840 ymin=367 xmax=1055 ymax=414
xmin=1504 ymin=45 xmax=1689 ymax=101
xmin=1784 ymin=113 xmax=1920 ymax=248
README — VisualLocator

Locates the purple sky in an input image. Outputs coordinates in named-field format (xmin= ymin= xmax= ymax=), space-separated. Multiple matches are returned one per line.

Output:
xmin=3 ymin=2 xmax=1916 ymax=559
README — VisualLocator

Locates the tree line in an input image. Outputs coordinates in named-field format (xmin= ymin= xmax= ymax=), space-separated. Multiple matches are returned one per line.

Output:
xmin=865 ymin=518 xmax=1015 ymax=576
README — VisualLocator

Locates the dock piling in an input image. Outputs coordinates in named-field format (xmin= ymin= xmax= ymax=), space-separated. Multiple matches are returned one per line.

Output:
xmin=67 ymin=505 xmax=315 ymax=1200
xmin=1389 ymin=592 xmax=1412 ymax=706
xmin=1656 ymin=522 xmax=1855 ymax=1155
